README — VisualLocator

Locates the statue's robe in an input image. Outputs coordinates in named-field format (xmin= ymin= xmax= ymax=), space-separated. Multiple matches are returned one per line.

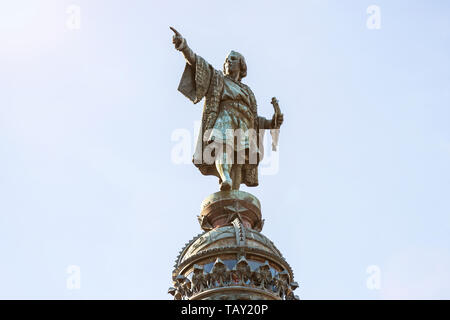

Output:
xmin=178 ymin=54 xmax=266 ymax=187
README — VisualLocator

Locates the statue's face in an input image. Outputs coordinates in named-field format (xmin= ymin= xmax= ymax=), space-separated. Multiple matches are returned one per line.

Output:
xmin=224 ymin=51 xmax=241 ymax=76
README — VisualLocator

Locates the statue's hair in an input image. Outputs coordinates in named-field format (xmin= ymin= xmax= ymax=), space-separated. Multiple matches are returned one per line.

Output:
xmin=223 ymin=50 xmax=247 ymax=81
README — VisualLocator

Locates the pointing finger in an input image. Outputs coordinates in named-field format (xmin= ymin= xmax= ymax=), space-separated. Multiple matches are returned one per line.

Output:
xmin=169 ymin=26 xmax=181 ymax=36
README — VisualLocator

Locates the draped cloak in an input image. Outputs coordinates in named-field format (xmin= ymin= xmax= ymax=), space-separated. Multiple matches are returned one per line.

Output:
xmin=177 ymin=54 xmax=266 ymax=187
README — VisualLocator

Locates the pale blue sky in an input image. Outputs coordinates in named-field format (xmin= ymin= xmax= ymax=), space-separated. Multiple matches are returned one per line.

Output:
xmin=1 ymin=0 xmax=449 ymax=299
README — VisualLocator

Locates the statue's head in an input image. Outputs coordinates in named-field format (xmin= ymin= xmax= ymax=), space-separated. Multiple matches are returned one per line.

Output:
xmin=223 ymin=50 xmax=247 ymax=81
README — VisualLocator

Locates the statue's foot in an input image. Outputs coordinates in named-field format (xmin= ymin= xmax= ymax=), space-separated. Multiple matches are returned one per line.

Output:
xmin=220 ymin=179 xmax=232 ymax=191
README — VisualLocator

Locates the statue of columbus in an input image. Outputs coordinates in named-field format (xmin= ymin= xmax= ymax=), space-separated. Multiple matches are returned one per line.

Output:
xmin=171 ymin=27 xmax=284 ymax=191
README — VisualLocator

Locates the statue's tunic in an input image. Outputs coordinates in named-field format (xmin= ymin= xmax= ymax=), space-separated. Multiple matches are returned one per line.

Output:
xmin=209 ymin=77 xmax=260 ymax=154
xmin=178 ymin=54 xmax=266 ymax=187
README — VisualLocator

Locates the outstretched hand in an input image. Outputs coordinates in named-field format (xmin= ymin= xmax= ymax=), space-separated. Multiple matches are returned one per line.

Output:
xmin=170 ymin=26 xmax=185 ymax=50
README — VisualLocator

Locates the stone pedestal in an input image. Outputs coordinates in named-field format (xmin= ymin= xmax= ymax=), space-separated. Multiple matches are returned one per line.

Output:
xmin=169 ymin=190 xmax=298 ymax=300
xmin=198 ymin=190 xmax=264 ymax=232
xmin=168 ymin=190 xmax=299 ymax=300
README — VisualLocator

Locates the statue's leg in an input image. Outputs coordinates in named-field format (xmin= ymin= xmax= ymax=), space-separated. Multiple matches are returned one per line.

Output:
xmin=217 ymin=162 xmax=232 ymax=191
xmin=231 ymin=164 xmax=243 ymax=190
xmin=230 ymin=165 xmax=236 ymax=188
xmin=231 ymin=147 xmax=247 ymax=190
xmin=216 ymin=147 xmax=232 ymax=191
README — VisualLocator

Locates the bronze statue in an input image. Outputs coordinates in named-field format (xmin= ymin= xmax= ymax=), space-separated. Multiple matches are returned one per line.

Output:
xmin=170 ymin=27 xmax=284 ymax=191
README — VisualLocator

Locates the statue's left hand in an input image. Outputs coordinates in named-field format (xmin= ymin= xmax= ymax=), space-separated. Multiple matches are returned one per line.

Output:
xmin=271 ymin=113 xmax=284 ymax=129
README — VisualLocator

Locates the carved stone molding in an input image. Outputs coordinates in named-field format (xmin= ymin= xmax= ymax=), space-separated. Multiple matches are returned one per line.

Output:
xmin=172 ymin=224 xmax=293 ymax=280
xmin=169 ymin=256 xmax=299 ymax=300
